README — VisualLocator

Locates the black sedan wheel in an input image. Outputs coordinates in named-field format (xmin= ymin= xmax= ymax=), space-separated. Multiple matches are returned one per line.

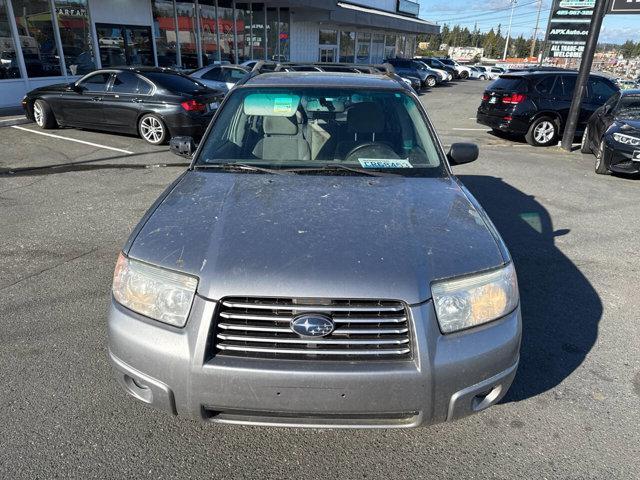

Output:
xmin=426 ymin=76 xmax=437 ymax=88
xmin=460 ymin=70 xmax=469 ymax=79
xmin=580 ymin=125 xmax=592 ymax=154
xmin=33 ymin=99 xmax=58 ymax=129
xmin=138 ymin=114 xmax=168 ymax=145
xmin=525 ymin=116 xmax=558 ymax=147
xmin=594 ymin=140 xmax=611 ymax=175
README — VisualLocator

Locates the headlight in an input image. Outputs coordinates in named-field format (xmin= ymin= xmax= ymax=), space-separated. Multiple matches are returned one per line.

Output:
xmin=112 ymin=253 xmax=198 ymax=327
xmin=431 ymin=263 xmax=518 ymax=334
xmin=612 ymin=132 xmax=640 ymax=146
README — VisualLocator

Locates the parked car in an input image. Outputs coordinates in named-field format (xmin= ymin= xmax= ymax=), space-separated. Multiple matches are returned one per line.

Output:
xmin=476 ymin=70 xmax=619 ymax=147
xmin=581 ymin=89 xmax=640 ymax=175
xmin=108 ymin=66 xmax=521 ymax=428
xmin=475 ymin=66 xmax=504 ymax=80
xmin=190 ymin=64 xmax=249 ymax=92
xmin=416 ymin=57 xmax=457 ymax=80
xmin=398 ymin=74 xmax=422 ymax=91
xmin=468 ymin=66 xmax=485 ymax=80
xmin=436 ymin=57 xmax=473 ymax=79
xmin=22 ymin=67 xmax=225 ymax=145
xmin=386 ymin=58 xmax=441 ymax=87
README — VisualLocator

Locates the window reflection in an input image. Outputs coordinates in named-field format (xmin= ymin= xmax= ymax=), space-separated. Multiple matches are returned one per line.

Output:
xmin=384 ymin=34 xmax=397 ymax=59
xmin=199 ymin=0 xmax=218 ymax=65
xmin=339 ymin=31 xmax=355 ymax=63
xmin=279 ymin=8 xmax=289 ymax=61
xmin=54 ymin=0 xmax=95 ymax=75
xmin=266 ymin=7 xmax=277 ymax=61
xmin=251 ymin=3 xmax=264 ymax=60
xmin=176 ymin=1 xmax=197 ymax=69
xmin=235 ymin=2 xmax=250 ymax=62
xmin=356 ymin=32 xmax=370 ymax=63
xmin=152 ymin=0 xmax=178 ymax=68
xmin=11 ymin=0 xmax=62 ymax=77
xmin=0 ymin=0 xmax=21 ymax=78
xmin=217 ymin=0 xmax=234 ymax=63
xmin=371 ymin=33 xmax=384 ymax=63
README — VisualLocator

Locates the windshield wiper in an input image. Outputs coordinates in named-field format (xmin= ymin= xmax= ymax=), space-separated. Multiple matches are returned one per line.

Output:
xmin=193 ymin=163 xmax=291 ymax=175
xmin=291 ymin=163 xmax=400 ymax=177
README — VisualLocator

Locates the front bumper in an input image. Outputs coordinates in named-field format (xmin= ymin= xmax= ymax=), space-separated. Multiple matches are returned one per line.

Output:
xmin=108 ymin=297 xmax=521 ymax=428
xmin=604 ymin=138 xmax=640 ymax=175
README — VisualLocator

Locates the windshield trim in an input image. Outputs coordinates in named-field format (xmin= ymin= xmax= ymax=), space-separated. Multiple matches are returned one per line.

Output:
xmin=189 ymin=85 xmax=450 ymax=178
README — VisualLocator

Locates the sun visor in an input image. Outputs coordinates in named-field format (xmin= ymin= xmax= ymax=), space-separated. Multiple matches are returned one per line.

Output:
xmin=243 ymin=93 xmax=301 ymax=116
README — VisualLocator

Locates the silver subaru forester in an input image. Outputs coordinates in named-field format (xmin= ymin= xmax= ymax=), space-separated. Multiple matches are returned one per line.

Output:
xmin=108 ymin=66 xmax=521 ymax=428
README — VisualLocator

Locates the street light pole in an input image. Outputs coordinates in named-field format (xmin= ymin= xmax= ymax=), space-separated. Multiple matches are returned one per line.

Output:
xmin=530 ymin=0 xmax=543 ymax=58
xmin=560 ymin=0 xmax=609 ymax=151
xmin=503 ymin=0 xmax=517 ymax=60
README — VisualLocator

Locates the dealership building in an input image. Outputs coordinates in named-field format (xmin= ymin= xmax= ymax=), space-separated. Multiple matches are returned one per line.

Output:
xmin=0 ymin=0 xmax=437 ymax=108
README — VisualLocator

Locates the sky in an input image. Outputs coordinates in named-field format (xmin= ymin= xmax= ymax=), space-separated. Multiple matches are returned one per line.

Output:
xmin=419 ymin=0 xmax=640 ymax=44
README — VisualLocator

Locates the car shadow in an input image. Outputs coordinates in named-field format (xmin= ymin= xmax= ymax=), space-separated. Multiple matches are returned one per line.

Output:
xmin=458 ymin=175 xmax=603 ymax=402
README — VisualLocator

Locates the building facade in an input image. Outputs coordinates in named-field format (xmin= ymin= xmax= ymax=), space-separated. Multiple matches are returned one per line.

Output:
xmin=0 ymin=0 xmax=437 ymax=108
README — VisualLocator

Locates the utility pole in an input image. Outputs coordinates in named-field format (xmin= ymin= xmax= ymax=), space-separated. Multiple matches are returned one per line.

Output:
xmin=560 ymin=0 xmax=609 ymax=151
xmin=503 ymin=0 xmax=517 ymax=60
xmin=530 ymin=0 xmax=543 ymax=58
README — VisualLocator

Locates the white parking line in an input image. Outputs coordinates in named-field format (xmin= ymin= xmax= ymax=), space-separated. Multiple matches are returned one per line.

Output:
xmin=451 ymin=128 xmax=490 ymax=131
xmin=11 ymin=125 xmax=134 ymax=154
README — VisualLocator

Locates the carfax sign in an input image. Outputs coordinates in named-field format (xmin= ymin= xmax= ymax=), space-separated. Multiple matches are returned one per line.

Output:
xmin=609 ymin=0 xmax=640 ymax=13
xmin=546 ymin=0 xmax=595 ymax=58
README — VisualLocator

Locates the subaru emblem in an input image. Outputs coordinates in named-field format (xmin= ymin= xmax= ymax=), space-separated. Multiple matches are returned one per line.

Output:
xmin=290 ymin=314 xmax=335 ymax=338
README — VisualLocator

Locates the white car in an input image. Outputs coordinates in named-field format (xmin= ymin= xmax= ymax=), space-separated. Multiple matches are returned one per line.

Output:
xmin=414 ymin=61 xmax=450 ymax=82
xmin=475 ymin=66 xmax=505 ymax=80
xmin=436 ymin=58 xmax=473 ymax=79
xmin=190 ymin=64 xmax=249 ymax=92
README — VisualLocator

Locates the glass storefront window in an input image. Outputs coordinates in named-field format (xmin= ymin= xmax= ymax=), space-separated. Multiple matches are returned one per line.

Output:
xmin=250 ymin=3 xmax=264 ymax=60
xmin=55 ymin=0 xmax=94 ymax=75
xmin=370 ymin=33 xmax=384 ymax=64
xmin=217 ymin=0 xmax=234 ymax=63
xmin=384 ymin=34 xmax=397 ymax=60
xmin=96 ymin=24 xmax=153 ymax=67
xmin=266 ymin=7 xmax=277 ymax=61
xmin=356 ymin=32 xmax=370 ymax=63
xmin=319 ymin=29 xmax=337 ymax=46
xmin=397 ymin=35 xmax=407 ymax=58
xmin=151 ymin=0 xmax=177 ymax=68
xmin=339 ymin=31 xmax=355 ymax=63
xmin=0 ymin=0 xmax=21 ymax=78
xmin=175 ymin=1 xmax=197 ymax=69
xmin=235 ymin=3 xmax=250 ymax=62
xmin=198 ymin=0 xmax=218 ymax=65
xmin=11 ymin=0 xmax=62 ymax=77
xmin=279 ymin=8 xmax=289 ymax=62
xmin=405 ymin=35 xmax=416 ymax=59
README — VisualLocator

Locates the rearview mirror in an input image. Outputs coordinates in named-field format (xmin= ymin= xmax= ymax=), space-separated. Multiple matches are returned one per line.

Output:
xmin=448 ymin=143 xmax=479 ymax=165
xmin=170 ymin=136 xmax=196 ymax=158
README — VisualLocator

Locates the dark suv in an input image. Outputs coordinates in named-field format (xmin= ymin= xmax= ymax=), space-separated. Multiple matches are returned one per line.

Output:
xmin=477 ymin=70 xmax=619 ymax=146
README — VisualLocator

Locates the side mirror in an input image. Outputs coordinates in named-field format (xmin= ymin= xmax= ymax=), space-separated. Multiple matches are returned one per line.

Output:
xmin=448 ymin=142 xmax=479 ymax=165
xmin=170 ymin=136 xmax=196 ymax=158
xmin=67 ymin=83 xmax=82 ymax=93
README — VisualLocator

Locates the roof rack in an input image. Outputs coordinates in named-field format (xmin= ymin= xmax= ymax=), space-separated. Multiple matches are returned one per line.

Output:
xmin=236 ymin=61 xmax=409 ymax=91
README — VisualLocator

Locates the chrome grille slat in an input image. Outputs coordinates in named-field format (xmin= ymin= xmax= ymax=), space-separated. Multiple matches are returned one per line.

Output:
xmin=214 ymin=297 xmax=412 ymax=361
xmin=217 ymin=334 xmax=410 ymax=345
xmin=217 ymin=345 xmax=411 ymax=356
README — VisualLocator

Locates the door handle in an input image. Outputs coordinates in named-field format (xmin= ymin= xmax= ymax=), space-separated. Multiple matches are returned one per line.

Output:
xmin=91 ymin=96 xmax=102 ymax=102
xmin=131 ymin=98 xmax=143 ymax=103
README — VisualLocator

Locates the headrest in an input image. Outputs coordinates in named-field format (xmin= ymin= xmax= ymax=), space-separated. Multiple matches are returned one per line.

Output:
xmin=347 ymin=102 xmax=385 ymax=134
xmin=264 ymin=116 xmax=298 ymax=136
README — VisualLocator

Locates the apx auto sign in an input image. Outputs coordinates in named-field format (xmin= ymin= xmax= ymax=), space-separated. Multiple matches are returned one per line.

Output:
xmin=546 ymin=0 xmax=595 ymax=58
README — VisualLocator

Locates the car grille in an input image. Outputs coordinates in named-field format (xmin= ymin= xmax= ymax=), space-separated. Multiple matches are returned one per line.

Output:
xmin=213 ymin=297 xmax=411 ymax=360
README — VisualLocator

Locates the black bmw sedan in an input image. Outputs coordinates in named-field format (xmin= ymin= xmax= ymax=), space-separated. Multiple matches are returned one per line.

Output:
xmin=582 ymin=89 xmax=640 ymax=175
xmin=22 ymin=68 xmax=225 ymax=145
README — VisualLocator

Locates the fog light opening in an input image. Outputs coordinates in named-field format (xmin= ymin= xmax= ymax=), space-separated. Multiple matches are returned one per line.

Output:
xmin=472 ymin=384 xmax=503 ymax=412
xmin=123 ymin=374 xmax=153 ymax=403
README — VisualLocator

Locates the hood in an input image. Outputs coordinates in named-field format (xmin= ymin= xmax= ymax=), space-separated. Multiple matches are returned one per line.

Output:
xmin=616 ymin=119 xmax=640 ymax=132
xmin=29 ymin=83 xmax=70 ymax=95
xmin=127 ymin=171 xmax=506 ymax=304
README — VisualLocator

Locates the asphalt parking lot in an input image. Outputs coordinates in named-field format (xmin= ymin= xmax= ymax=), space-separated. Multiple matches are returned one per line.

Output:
xmin=1 ymin=79 xmax=639 ymax=479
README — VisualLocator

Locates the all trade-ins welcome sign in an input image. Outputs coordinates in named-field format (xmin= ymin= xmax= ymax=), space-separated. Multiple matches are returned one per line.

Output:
xmin=546 ymin=0 xmax=595 ymax=58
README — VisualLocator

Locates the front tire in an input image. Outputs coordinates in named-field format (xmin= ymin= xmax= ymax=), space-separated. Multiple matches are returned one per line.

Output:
xmin=460 ymin=70 xmax=469 ymax=79
xmin=426 ymin=76 xmax=437 ymax=88
xmin=479 ymin=74 xmax=487 ymax=80
xmin=525 ymin=116 xmax=558 ymax=147
xmin=580 ymin=125 xmax=592 ymax=154
xmin=138 ymin=113 xmax=168 ymax=145
xmin=594 ymin=140 xmax=610 ymax=175
xmin=33 ymin=99 xmax=58 ymax=129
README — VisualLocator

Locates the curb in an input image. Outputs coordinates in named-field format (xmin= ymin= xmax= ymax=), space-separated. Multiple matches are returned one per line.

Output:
xmin=0 ymin=116 xmax=32 ymax=127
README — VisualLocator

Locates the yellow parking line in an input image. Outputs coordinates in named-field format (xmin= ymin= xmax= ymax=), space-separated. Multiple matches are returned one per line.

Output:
xmin=11 ymin=125 xmax=134 ymax=155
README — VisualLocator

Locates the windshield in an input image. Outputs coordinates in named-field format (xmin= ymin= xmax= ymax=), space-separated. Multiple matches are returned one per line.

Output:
xmin=617 ymin=96 xmax=640 ymax=119
xmin=196 ymin=87 xmax=445 ymax=177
